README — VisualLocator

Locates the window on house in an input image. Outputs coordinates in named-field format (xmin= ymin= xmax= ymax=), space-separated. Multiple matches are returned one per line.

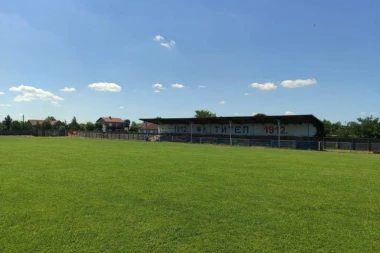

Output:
xmin=109 ymin=123 xmax=113 ymax=127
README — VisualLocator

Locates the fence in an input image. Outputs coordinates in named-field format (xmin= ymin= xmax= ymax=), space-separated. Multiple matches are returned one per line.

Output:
xmin=12 ymin=130 xmax=376 ymax=153
xmin=76 ymin=131 xmax=156 ymax=141
xmin=322 ymin=137 xmax=380 ymax=153
xmin=0 ymin=130 xmax=66 ymax=136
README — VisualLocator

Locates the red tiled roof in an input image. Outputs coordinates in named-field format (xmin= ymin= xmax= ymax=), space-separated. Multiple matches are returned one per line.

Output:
xmin=139 ymin=122 xmax=158 ymax=130
xmin=98 ymin=117 xmax=124 ymax=123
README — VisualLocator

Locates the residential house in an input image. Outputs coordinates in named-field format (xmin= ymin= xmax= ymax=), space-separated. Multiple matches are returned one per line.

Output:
xmin=28 ymin=119 xmax=63 ymax=130
xmin=138 ymin=122 xmax=159 ymax=134
xmin=97 ymin=117 xmax=125 ymax=132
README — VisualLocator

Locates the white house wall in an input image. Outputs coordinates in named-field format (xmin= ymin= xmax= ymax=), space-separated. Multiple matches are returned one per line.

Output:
xmin=159 ymin=123 xmax=316 ymax=137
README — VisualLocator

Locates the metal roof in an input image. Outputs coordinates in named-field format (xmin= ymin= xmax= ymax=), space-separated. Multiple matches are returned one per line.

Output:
xmin=139 ymin=114 xmax=323 ymax=126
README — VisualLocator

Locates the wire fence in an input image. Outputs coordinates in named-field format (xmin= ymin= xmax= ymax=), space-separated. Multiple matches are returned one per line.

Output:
xmin=4 ymin=130 xmax=378 ymax=153
xmin=73 ymin=132 xmax=380 ymax=153
xmin=322 ymin=137 xmax=380 ymax=153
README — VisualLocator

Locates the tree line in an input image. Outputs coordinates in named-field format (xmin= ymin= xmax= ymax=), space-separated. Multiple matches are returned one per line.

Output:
xmin=0 ymin=115 xmax=140 ymax=132
xmin=2 ymin=111 xmax=379 ymax=138
xmin=322 ymin=116 xmax=380 ymax=138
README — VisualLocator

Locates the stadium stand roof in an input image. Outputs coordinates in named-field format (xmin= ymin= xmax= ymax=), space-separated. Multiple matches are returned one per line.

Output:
xmin=140 ymin=114 xmax=323 ymax=126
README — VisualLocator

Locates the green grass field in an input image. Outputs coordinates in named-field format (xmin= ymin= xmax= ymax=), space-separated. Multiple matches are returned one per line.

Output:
xmin=1 ymin=137 xmax=380 ymax=252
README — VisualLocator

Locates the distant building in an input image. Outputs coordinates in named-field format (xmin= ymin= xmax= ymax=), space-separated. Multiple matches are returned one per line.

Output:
xmin=97 ymin=117 xmax=124 ymax=133
xmin=28 ymin=119 xmax=63 ymax=130
xmin=139 ymin=114 xmax=324 ymax=138
xmin=138 ymin=122 xmax=159 ymax=134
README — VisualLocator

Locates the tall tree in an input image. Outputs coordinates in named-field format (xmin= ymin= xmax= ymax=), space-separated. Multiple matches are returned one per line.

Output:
xmin=69 ymin=117 xmax=79 ymax=130
xmin=45 ymin=116 xmax=56 ymax=121
xmin=124 ymin=119 xmax=131 ymax=128
xmin=2 ymin=115 xmax=12 ymax=130
xmin=85 ymin=122 xmax=95 ymax=131
xmin=194 ymin=110 xmax=216 ymax=118
xmin=10 ymin=120 xmax=22 ymax=131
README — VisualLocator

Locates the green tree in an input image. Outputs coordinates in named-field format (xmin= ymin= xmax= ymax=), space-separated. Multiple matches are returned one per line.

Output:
xmin=45 ymin=116 xmax=56 ymax=121
xmin=253 ymin=113 xmax=267 ymax=117
xmin=129 ymin=121 xmax=139 ymax=132
xmin=2 ymin=115 xmax=12 ymax=130
xmin=356 ymin=116 xmax=380 ymax=138
xmin=85 ymin=122 xmax=95 ymax=131
xmin=79 ymin=123 xmax=86 ymax=131
xmin=41 ymin=121 xmax=52 ymax=130
xmin=94 ymin=121 xmax=103 ymax=131
xmin=23 ymin=121 xmax=33 ymax=130
xmin=124 ymin=119 xmax=131 ymax=128
xmin=194 ymin=110 xmax=216 ymax=118
xmin=322 ymin=120 xmax=332 ymax=136
xmin=59 ymin=125 xmax=66 ymax=131
xmin=35 ymin=121 xmax=42 ymax=130
xmin=69 ymin=117 xmax=79 ymax=130
xmin=10 ymin=120 xmax=22 ymax=131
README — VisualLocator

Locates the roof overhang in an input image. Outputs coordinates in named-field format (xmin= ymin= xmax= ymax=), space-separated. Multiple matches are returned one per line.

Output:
xmin=139 ymin=115 xmax=323 ymax=126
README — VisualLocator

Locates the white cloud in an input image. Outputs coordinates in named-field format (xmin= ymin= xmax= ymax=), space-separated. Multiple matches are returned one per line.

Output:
xmin=285 ymin=111 xmax=295 ymax=115
xmin=250 ymin=82 xmax=277 ymax=91
xmin=60 ymin=87 xmax=76 ymax=92
xmin=172 ymin=83 xmax=185 ymax=89
xmin=361 ymin=112 xmax=366 ymax=115
xmin=50 ymin=101 xmax=60 ymax=106
xmin=160 ymin=41 xmax=176 ymax=49
xmin=252 ymin=112 xmax=257 ymax=116
xmin=153 ymin=35 xmax=164 ymax=41
xmin=219 ymin=100 xmax=226 ymax=105
xmin=280 ymin=78 xmax=317 ymax=88
xmin=119 ymin=106 xmax=124 ymax=109
xmin=0 ymin=104 xmax=12 ymax=107
xmin=244 ymin=92 xmax=250 ymax=96
xmin=9 ymin=85 xmax=64 ymax=102
xmin=152 ymin=83 xmax=164 ymax=90
xmin=153 ymin=90 xmax=161 ymax=93
xmin=198 ymin=85 xmax=206 ymax=88
xmin=234 ymin=113 xmax=239 ymax=115
xmin=88 ymin=82 xmax=121 ymax=92
xmin=0 ymin=92 xmax=4 ymax=95
xmin=154 ymin=35 xmax=176 ymax=49
xmin=370 ymin=112 xmax=376 ymax=115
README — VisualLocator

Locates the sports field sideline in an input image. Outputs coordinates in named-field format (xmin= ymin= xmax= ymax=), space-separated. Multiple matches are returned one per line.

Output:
xmin=1 ymin=137 xmax=379 ymax=252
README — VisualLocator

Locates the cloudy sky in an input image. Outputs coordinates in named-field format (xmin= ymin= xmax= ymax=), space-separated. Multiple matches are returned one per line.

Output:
xmin=1 ymin=0 xmax=379 ymax=123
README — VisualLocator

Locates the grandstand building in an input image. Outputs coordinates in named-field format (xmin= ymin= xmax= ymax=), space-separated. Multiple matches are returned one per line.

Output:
xmin=140 ymin=114 xmax=323 ymax=140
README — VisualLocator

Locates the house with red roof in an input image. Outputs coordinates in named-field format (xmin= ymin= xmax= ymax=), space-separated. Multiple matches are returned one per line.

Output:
xmin=138 ymin=122 xmax=158 ymax=134
xmin=96 ymin=117 xmax=124 ymax=133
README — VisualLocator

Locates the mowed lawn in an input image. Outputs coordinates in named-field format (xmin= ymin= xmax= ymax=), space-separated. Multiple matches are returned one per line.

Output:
xmin=1 ymin=137 xmax=380 ymax=252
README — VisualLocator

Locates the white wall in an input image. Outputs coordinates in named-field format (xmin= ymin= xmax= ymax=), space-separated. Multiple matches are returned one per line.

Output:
xmin=159 ymin=123 xmax=316 ymax=137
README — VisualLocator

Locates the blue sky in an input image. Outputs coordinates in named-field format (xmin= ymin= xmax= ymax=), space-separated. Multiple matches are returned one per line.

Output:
xmin=0 ymin=0 xmax=379 ymax=124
